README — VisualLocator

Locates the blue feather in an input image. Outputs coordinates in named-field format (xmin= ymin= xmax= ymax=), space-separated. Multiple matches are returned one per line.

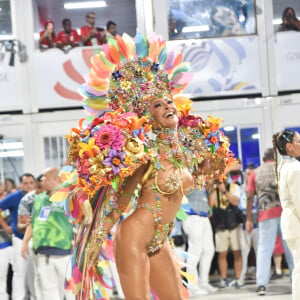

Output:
xmin=135 ymin=32 xmax=148 ymax=58
xmin=158 ymin=47 xmax=167 ymax=65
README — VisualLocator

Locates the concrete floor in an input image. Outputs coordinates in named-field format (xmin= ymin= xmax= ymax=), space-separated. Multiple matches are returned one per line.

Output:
xmin=193 ymin=276 xmax=292 ymax=300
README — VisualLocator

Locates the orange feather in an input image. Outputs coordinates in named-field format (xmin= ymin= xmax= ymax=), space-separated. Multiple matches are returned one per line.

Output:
xmin=108 ymin=44 xmax=121 ymax=64
xmin=116 ymin=35 xmax=128 ymax=59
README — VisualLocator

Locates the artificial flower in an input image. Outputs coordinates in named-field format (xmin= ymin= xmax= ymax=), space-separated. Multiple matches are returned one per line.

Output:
xmin=78 ymin=138 xmax=99 ymax=158
xmin=102 ymin=149 xmax=126 ymax=175
xmin=179 ymin=115 xmax=202 ymax=128
xmin=124 ymin=138 xmax=145 ymax=161
xmin=94 ymin=124 xmax=124 ymax=151
xmin=89 ymin=153 xmax=105 ymax=175
xmin=78 ymin=158 xmax=90 ymax=175
xmin=173 ymin=96 xmax=193 ymax=117
xmin=210 ymin=136 xmax=218 ymax=144
xmin=127 ymin=116 xmax=149 ymax=131
xmin=120 ymin=80 xmax=131 ymax=90
xmin=68 ymin=136 xmax=80 ymax=162
xmin=206 ymin=115 xmax=223 ymax=132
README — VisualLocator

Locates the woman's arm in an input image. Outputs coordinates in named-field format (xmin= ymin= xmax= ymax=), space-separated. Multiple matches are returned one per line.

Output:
xmin=87 ymin=163 xmax=148 ymax=264
xmin=99 ymin=163 xmax=147 ymax=231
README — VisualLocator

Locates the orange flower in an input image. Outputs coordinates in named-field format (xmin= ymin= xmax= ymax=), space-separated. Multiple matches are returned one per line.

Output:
xmin=206 ymin=115 xmax=223 ymax=132
xmin=210 ymin=136 xmax=218 ymax=144
xmin=173 ymin=96 xmax=193 ymax=117
xmin=78 ymin=138 xmax=99 ymax=158
xmin=127 ymin=116 xmax=149 ymax=131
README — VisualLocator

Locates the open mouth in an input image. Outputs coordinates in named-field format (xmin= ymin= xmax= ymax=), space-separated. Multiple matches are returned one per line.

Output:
xmin=164 ymin=112 xmax=175 ymax=119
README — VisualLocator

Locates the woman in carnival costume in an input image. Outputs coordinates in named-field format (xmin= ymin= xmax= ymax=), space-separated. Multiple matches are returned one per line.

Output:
xmin=63 ymin=32 xmax=234 ymax=299
xmin=273 ymin=129 xmax=300 ymax=300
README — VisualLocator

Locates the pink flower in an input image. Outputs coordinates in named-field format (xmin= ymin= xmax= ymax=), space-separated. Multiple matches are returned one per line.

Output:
xmin=179 ymin=115 xmax=203 ymax=128
xmin=94 ymin=124 xmax=124 ymax=151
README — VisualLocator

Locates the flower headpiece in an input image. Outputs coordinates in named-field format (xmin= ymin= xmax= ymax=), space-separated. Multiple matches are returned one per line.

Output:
xmin=79 ymin=32 xmax=193 ymax=118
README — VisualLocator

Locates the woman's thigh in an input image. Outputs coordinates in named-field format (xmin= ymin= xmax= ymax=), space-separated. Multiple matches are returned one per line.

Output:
xmin=114 ymin=213 xmax=153 ymax=300
xmin=149 ymin=241 xmax=184 ymax=300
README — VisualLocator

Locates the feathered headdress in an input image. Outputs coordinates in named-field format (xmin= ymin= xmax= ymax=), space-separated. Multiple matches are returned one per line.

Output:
xmin=79 ymin=32 xmax=193 ymax=117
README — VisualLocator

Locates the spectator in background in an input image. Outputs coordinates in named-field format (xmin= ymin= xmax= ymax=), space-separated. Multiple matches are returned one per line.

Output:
xmin=169 ymin=18 xmax=183 ymax=40
xmin=181 ymin=187 xmax=217 ymax=296
xmin=0 ymin=180 xmax=12 ymax=300
xmin=228 ymin=162 xmax=259 ymax=284
xmin=18 ymin=175 xmax=43 ymax=299
xmin=22 ymin=168 xmax=74 ymax=300
xmin=272 ymin=235 xmax=285 ymax=279
xmin=80 ymin=12 xmax=106 ymax=46
xmin=39 ymin=19 xmax=56 ymax=49
xmin=279 ymin=7 xmax=300 ymax=32
xmin=56 ymin=18 xmax=80 ymax=53
xmin=209 ymin=179 xmax=243 ymax=289
xmin=106 ymin=20 xmax=117 ymax=40
xmin=246 ymin=148 xmax=294 ymax=296
xmin=0 ymin=180 xmax=7 ymax=199
xmin=210 ymin=6 xmax=246 ymax=36
xmin=0 ymin=173 xmax=36 ymax=300
xmin=5 ymin=178 xmax=17 ymax=194
xmin=241 ymin=165 xmax=258 ymax=280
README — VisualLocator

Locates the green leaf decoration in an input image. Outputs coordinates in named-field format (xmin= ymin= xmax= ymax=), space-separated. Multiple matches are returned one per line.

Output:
xmin=111 ymin=176 xmax=118 ymax=191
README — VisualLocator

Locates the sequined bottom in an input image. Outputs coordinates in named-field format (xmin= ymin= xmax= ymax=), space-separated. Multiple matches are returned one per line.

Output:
xmin=136 ymin=204 xmax=174 ymax=256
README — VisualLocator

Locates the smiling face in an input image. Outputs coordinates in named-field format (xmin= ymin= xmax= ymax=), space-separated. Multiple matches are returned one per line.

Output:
xmin=149 ymin=96 xmax=178 ymax=129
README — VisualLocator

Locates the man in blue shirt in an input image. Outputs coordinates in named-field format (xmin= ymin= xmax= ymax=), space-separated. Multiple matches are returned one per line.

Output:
xmin=0 ymin=173 xmax=35 ymax=300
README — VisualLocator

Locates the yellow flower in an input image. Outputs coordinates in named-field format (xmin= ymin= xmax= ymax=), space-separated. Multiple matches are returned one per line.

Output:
xmin=89 ymin=153 xmax=105 ymax=175
xmin=120 ymin=80 xmax=131 ymax=90
xmin=206 ymin=115 xmax=223 ymax=132
xmin=173 ymin=96 xmax=193 ymax=116
xmin=78 ymin=138 xmax=99 ymax=157
xmin=124 ymin=138 xmax=144 ymax=161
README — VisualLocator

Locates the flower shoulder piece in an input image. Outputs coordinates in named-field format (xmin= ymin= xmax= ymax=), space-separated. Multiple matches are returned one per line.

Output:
xmin=175 ymin=96 xmax=235 ymax=185
xmin=67 ymin=108 xmax=153 ymax=199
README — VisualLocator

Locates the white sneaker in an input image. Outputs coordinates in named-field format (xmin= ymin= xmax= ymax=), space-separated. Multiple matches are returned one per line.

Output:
xmin=199 ymin=283 xmax=218 ymax=293
xmin=189 ymin=285 xmax=209 ymax=297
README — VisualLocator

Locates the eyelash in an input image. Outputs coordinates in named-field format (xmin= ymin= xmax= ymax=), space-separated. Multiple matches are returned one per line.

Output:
xmin=154 ymin=100 xmax=173 ymax=108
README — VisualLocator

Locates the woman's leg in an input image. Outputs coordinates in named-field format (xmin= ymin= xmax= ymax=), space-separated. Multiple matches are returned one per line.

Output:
xmin=149 ymin=241 xmax=184 ymax=300
xmin=114 ymin=211 xmax=152 ymax=300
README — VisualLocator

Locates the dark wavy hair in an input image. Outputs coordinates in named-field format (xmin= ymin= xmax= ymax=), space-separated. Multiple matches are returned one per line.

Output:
xmin=272 ymin=129 xmax=296 ymax=183
xmin=282 ymin=7 xmax=296 ymax=20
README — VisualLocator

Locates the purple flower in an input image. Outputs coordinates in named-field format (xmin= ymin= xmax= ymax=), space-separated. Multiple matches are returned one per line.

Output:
xmin=102 ymin=149 xmax=126 ymax=175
